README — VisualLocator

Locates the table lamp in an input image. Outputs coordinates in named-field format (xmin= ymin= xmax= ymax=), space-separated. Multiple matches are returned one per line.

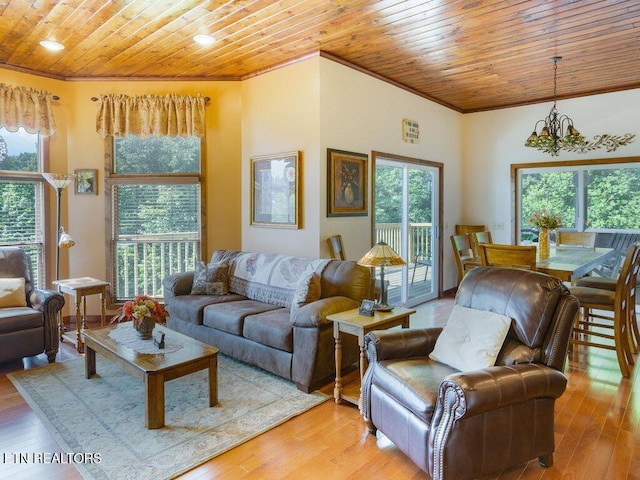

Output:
xmin=357 ymin=241 xmax=406 ymax=311
xmin=42 ymin=173 xmax=76 ymax=281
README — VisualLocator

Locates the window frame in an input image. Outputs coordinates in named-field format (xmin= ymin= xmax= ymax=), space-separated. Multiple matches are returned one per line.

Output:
xmin=105 ymin=137 xmax=206 ymax=306
xmin=0 ymin=130 xmax=51 ymax=287
xmin=511 ymin=156 xmax=640 ymax=243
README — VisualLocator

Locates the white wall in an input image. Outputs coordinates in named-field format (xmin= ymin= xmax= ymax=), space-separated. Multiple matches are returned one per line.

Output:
xmin=241 ymin=57 xmax=465 ymax=289
xmin=319 ymin=59 xmax=464 ymax=288
xmin=241 ymin=58 xmax=322 ymax=256
xmin=463 ymin=89 xmax=640 ymax=245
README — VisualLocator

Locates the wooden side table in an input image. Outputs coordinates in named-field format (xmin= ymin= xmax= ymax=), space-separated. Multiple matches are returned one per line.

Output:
xmin=327 ymin=306 xmax=415 ymax=407
xmin=54 ymin=277 xmax=110 ymax=353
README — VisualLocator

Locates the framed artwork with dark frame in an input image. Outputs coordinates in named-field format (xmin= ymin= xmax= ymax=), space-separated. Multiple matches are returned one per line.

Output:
xmin=74 ymin=169 xmax=98 ymax=195
xmin=327 ymin=149 xmax=368 ymax=217
xmin=250 ymin=151 xmax=300 ymax=229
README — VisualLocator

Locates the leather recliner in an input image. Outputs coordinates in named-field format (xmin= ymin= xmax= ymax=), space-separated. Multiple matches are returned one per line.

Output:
xmin=361 ymin=266 xmax=579 ymax=480
xmin=0 ymin=247 xmax=65 ymax=364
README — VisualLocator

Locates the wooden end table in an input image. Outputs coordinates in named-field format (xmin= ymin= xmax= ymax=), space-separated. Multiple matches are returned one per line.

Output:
xmin=82 ymin=323 xmax=219 ymax=429
xmin=327 ymin=306 xmax=415 ymax=407
xmin=54 ymin=277 xmax=110 ymax=353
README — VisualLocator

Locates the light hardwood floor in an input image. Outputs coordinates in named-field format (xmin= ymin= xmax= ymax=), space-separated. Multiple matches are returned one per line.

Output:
xmin=1 ymin=298 xmax=638 ymax=480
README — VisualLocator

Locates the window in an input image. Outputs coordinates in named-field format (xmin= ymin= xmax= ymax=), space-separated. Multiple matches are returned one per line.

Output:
xmin=108 ymin=135 xmax=203 ymax=302
xmin=0 ymin=127 xmax=46 ymax=286
xmin=515 ymin=159 xmax=640 ymax=242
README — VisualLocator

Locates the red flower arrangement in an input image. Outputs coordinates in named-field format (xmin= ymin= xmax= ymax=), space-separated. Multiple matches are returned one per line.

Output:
xmin=111 ymin=295 xmax=168 ymax=327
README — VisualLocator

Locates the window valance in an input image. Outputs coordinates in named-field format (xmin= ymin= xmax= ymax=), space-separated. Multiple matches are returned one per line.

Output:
xmin=95 ymin=94 xmax=207 ymax=138
xmin=0 ymin=83 xmax=56 ymax=136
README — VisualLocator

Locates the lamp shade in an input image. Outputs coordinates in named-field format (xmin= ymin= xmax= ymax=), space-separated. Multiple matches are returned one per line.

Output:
xmin=42 ymin=172 xmax=75 ymax=189
xmin=357 ymin=241 xmax=406 ymax=267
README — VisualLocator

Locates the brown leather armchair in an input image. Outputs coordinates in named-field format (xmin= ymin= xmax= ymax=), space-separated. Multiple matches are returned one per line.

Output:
xmin=0 ymin=247 xmax=65 ymax=364
xmin=361 ymin=266 xmax=578 ymax=480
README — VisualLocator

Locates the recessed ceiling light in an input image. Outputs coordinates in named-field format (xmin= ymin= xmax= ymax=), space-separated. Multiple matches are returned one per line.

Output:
xmin=193 ymin=34 xmax=215 ymax=46
xmin=39 ymin=40 xmax=65 ymax=51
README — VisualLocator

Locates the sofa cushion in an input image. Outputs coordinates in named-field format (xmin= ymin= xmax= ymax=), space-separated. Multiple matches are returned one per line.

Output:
xmin=290 ymin=272 xmax=321 ymax=313
xmin=168 ymin=293 xmax=246 ymax=325
xmin=374 ymin=357 xmax=459 ymax=424
xmin=203 ymin=300 xmax=282 ymax=335
xmin=429 ymin=304 xmax=511 ymax=372
xmin=243 ymin=309 xmax=294 ymax=352
xmin=190 ymin=261 xmax=229 ymax=295
xmin=0 ymin=278 xmax=27 ymax=308
xmin=0 ymin=307 xmax=42 ymax=333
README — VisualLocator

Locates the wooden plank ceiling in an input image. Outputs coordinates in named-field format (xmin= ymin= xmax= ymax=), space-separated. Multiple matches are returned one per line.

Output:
xmin=1 ymin=0 xmax=640 ymax=113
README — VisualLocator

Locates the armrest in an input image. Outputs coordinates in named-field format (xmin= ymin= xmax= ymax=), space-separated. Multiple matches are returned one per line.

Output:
xmin=364 ymin=328 xmax=442 ymax=362
xmin=439 ymin=363 xmax=567 ymax=419
xmin=30 ymin=288 xmax=65 ymax=315
xmin=162 ymin=271 xmax=195 ymax=299
xmin=30 ymin=288 xmax=65 ymax=353
xmin=290 ymin=296 xmax=360 ymax=327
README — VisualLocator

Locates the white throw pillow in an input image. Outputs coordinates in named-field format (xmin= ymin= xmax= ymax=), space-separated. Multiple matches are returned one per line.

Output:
xmin=429 ymin=304 xmax=511 ymax=372
xmin=0 ymin=278 xmax=27 ymax=308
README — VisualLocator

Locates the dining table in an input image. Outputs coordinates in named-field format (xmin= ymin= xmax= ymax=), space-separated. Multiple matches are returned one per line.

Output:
xmin=463 ymin=245 xmax=616 ymax=283
xmin=535 ymin=246 xmax=616 ymax=282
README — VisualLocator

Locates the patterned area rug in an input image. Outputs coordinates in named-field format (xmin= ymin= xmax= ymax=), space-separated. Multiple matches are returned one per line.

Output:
xmin=8 ymin=355 xmax=328 ymax=480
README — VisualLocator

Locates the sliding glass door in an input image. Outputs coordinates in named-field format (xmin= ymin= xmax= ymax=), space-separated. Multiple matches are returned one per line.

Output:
xmin=373 ymin=154 xmax=440 ymax=307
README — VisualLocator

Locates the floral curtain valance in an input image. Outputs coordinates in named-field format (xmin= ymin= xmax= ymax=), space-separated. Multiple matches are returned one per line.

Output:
xmin=95 ymin=93 xmax=207 ymax=138
xmin=0 ymin=83 xmax=57 ymax=136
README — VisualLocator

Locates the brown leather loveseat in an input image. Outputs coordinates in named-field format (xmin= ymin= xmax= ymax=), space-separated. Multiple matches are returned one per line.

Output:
xmin=361 ymin=266 xmax=579 ymax=479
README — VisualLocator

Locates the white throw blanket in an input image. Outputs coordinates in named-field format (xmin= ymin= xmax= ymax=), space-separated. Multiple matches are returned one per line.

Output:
xmin=229 ymin=253 xmax=330 ymax=308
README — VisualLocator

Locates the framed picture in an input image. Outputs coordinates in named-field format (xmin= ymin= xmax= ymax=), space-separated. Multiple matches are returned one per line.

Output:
xmin=327 ymin=149 xmax=368 ymax=217
xmin=74 ymin=169 xmax=98 ymax=195
xmin=251 ymin=151 xmax=300 ymax=229
xmin=359 ymin=299 xmax=375 ymax=317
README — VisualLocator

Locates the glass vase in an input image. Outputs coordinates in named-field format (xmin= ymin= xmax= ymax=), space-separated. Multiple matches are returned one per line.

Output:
xmin=538 ymin=227 xmax=550 ymax=259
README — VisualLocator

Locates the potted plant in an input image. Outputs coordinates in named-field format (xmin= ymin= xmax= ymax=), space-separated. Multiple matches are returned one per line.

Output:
xmin=112 ymin=295 xmax=168 ymax=339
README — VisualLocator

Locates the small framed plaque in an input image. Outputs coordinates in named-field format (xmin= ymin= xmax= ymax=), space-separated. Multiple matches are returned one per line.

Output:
xmin=359 ymin=299 xmax=375 ymax=317
xmin=402 ymin=119 xmax=419 ymax=144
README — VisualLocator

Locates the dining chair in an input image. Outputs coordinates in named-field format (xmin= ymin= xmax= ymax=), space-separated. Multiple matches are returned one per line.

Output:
xmin=470 ymin=230 xmax=493 ymax=256
xmin=450 ymin=234 xmax=478 ymax=285
xmin=556 ymin=230 xmax=596 ymax=248
xmin=478 ymin=243 xmax=537 ymax=271
xmin=455 ymin=224 xmax=486 ymax=236
xmin=326 ymin=234 xmax=346 ymax=260
xmin=569 ymin=242 xmax=640 ymax=377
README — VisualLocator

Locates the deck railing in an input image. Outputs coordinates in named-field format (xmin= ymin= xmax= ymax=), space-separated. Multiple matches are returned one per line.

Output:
xmin=114 ymin=225 xmax=432 ymax=300
xmin=375 ymin=223 xmax=432 ymax=263
xmin=114 ymin=234 xmax=199 ymax=300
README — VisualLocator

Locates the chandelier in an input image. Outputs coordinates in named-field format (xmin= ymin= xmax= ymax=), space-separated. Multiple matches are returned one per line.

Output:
xmin=524 ymin=57 xmax=634 ymax=156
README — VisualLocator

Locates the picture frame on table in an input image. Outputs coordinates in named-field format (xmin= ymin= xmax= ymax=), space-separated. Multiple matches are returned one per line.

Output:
xmin=359 ymin=299 xmax=375 ymax=317
xmin=327 ymin=149 xmax=368 ymax=217
xmin=74 ymin=169 xmax=98 ymax=195
xmin=250 ymin=151 xmax=300 ymax=229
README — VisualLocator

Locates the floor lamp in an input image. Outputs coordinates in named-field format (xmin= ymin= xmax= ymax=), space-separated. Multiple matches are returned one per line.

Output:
xmin=358 ymin=241 xmax=406 ymax=311
xmin=42 ymin=173 xmax=75 ymax=282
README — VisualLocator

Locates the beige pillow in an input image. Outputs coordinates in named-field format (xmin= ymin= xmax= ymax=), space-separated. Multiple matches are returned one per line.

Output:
xmin=429 ymin=304 xmax=511 ymax=372
xmin=0 ymin=278 xmax=27 ymax=308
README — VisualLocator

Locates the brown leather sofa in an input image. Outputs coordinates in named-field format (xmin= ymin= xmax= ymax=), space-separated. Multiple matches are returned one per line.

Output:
xmin=361 ymin=266 xmax=578 ymax=479
xmin=0 ymin=247 xmax=65 ymax=364
xmin=163 ymin=249 xmax=372 ymax=392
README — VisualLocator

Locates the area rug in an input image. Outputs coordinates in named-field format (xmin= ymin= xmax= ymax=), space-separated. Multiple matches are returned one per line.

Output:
xmin=8 ymin=354 xmax=328 ymax=480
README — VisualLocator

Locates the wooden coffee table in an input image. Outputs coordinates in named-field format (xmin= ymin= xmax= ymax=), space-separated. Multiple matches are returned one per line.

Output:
xmin=82 ymin=323 xmax=219 ymax=429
